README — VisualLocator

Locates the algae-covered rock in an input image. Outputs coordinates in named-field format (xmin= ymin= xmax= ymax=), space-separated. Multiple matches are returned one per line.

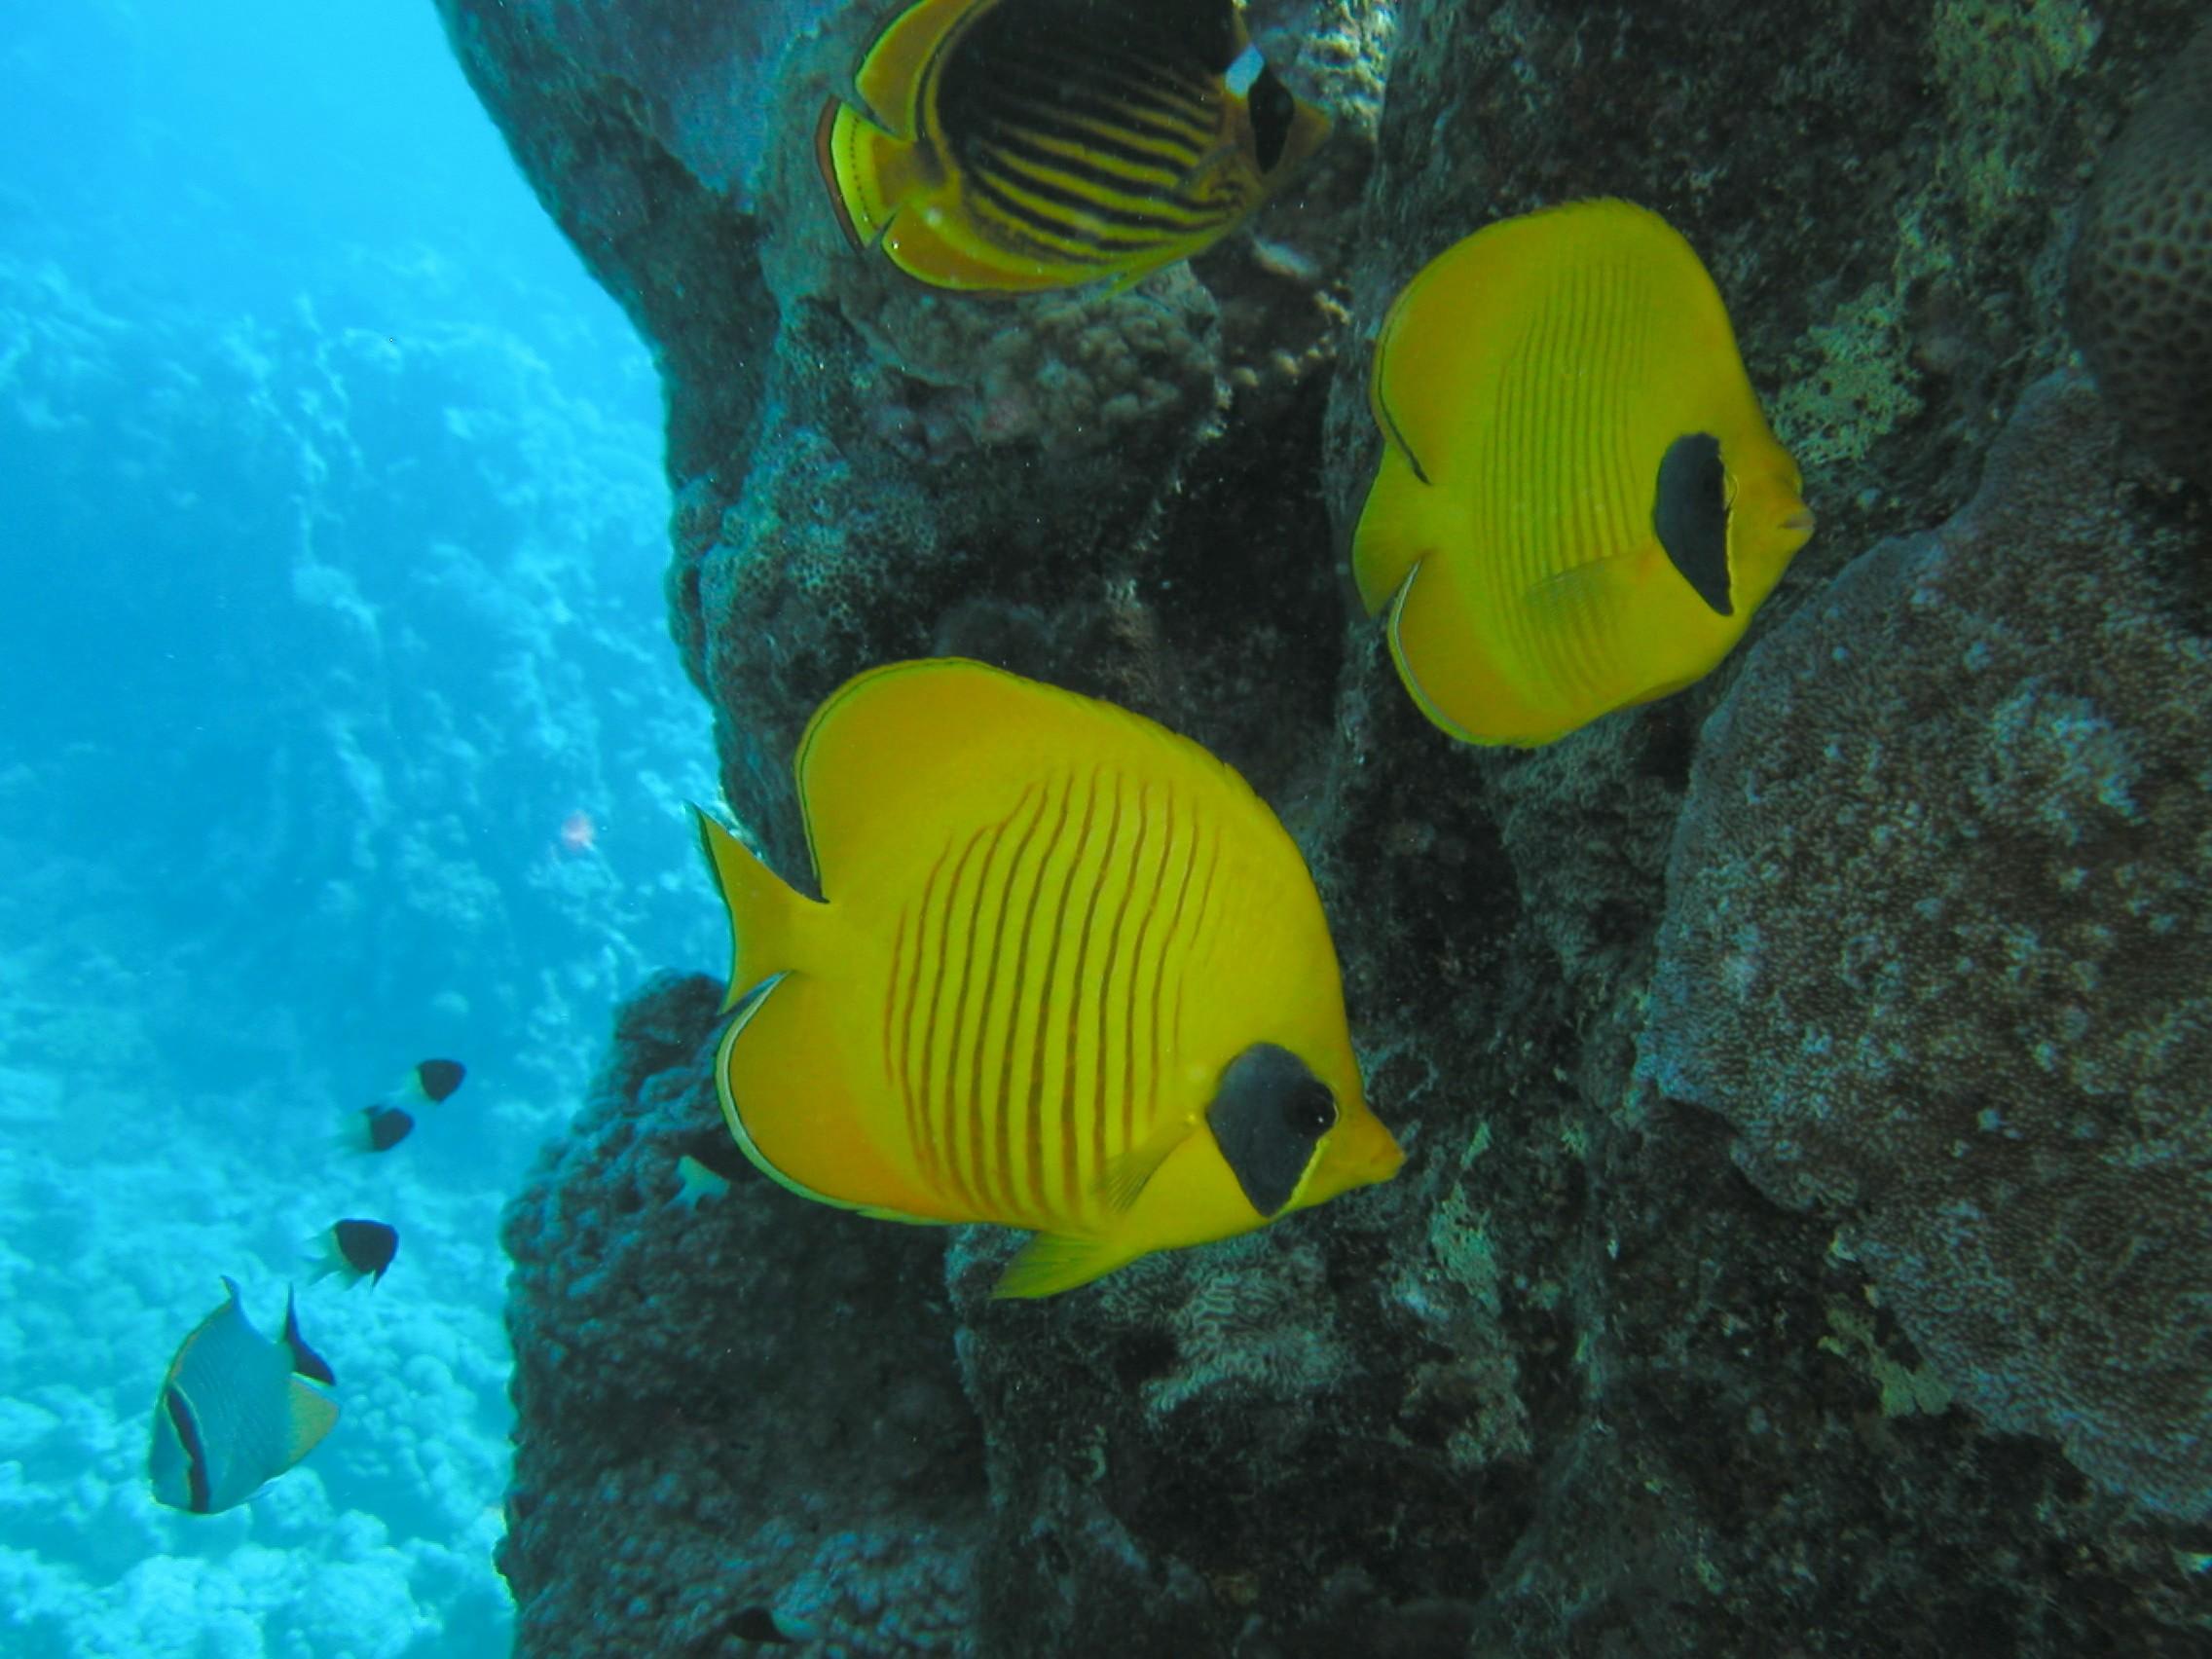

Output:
xmin=440 ymin=0 xmax=2212 ymax=1652
xmin=1643 ymin=367 xmax=2212 ymax=1517
xmin=2069 ymin=18 xmax=2212 ymax=486
xmin=498 ymin=973 xmax=986 ymax=1656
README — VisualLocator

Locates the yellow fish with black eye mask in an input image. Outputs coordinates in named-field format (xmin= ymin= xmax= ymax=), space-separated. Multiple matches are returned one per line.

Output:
xmin=694 ymin=659 xmax=1404 ymax=1297
xmin=1353 ymin=199 xmax=1816 ymax=746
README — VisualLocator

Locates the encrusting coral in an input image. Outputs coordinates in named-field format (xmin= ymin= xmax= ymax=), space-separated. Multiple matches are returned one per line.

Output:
xmin=435 ymin=0 xmax=2212 ymax=1649
xmin=1641 ymin=367 xmax=2212 ymax=1516
xmin=2068 ymin=18 xmax=2212 ymax=486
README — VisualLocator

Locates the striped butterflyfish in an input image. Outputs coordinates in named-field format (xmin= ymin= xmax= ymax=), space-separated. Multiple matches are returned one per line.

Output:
xmin=148 ymin=1278 xmax=339 ymax=1515
xmin=693 ymin=658 xmax=1403 ymax=1298
xmin=815 ymin=0 xmax=1332 ymax=292
xmin=1352 ymin=200 xmax=1816 ymax=746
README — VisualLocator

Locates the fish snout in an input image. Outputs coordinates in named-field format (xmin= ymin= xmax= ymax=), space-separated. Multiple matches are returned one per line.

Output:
xmin=1345 ymin=1107 xmax=1407 ymax=1186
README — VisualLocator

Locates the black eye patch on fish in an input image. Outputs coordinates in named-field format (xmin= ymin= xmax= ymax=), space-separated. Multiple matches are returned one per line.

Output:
xmin=1653 ymin=431 xmax=1733 ymax=617
xmin=1247 ymin=67 xmax=1297 ymax=172
xmin=1208 ymin=1043 xmax=1339 ymax=1217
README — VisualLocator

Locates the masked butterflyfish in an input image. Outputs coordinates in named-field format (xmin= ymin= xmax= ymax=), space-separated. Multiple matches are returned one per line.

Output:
xmin=309 ymin=1219 xmax=398 ymax=1288
xmin=694 ymin=658 xmax=1403 ymax=1298
xmin=1351 ymin=199 xmax=1815 ymax=747
xmin=815 ymin=0 xmax=1331 ymax=293
xmin=148 ymin=1278 xmax=339 ymax=1515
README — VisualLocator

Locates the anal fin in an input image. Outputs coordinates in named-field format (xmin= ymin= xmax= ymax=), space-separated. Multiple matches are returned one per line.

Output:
xmin=993 ymin=1233 xmax=1136 ymax=1300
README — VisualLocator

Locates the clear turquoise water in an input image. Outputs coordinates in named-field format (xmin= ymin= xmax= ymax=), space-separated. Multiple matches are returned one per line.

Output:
xmin=0 ymin=3 xmax=719 ymax=1650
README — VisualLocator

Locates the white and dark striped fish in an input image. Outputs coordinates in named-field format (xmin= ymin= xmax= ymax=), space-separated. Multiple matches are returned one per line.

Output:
xmin=817 ymin=0 xmax=1331 ymax=292
xmin=695 ymin=659 xmax=1402 ymax=1297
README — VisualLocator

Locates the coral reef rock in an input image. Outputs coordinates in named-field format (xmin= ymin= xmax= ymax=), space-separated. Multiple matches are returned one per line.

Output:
xmin=443 ymin=0 xmax=2212 ymax=1653
xmin=499 ymin=973 xmax=986 ymax=1658
xmin=2068 ymin=18 xmax=2212 ymax=487
xmin=1643 ymin=367 xmax=2212 ymax=1519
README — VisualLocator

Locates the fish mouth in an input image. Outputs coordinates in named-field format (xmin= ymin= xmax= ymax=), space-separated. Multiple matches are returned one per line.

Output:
xmin=1347 ymin=1110 xmax=1407 ymax=1183
xmin=1782 ymin=507 xmax=1817 ymax=535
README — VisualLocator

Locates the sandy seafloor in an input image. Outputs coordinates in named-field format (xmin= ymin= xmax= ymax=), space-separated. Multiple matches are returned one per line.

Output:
xmin=0 ymin=2 xmax=722 ymax=1652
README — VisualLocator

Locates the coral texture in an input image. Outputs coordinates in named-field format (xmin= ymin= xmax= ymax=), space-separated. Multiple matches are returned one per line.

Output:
xmin=498 ymin=973 xmax=986 ymax=1657
xmin=2068 ymin=18 xmax=2212 ymax=485
xmin=1642 ymin=368 xmax=2212 ymax=1515
xmin=440 ymin=0 xmax=2212 ymax=1652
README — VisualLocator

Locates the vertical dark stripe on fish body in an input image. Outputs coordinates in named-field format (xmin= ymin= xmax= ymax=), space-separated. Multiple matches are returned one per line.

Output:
xmin=884 ymin=903 xmax=907 ymax=1089
xmin=164 ymin=1386 xmax=212 ymax=1514
xmin=976 ymin=785 xmax=1049 ymax=1219
xmin=1119 ymin=786 xmax=1177 ymax=1155
xmin=1176 ymin=821 xmax=1227 ymax=1059
xmin=1567 ymin=260 xmax=1619 ymax=686
xmin=1150 ymin=790 xmax=1202 ymax=1110
xmin=1034 ymin=768 xmax=1101 ymax=1217
xmin=919 ymin=833 xmax=978 ymax=1211
xmin=999 ymin=773 xmax=1075 ymax=1222
xmin=901 ymin=848 xmax=952 ymax=1192
xmin=1063 ymin=771 xmax=1124 ymax=1211
xmin=1092 ymin=778 xmax=1151 ymax=1179
xmin=944 ymin=812 xmax=1010 ymax=1214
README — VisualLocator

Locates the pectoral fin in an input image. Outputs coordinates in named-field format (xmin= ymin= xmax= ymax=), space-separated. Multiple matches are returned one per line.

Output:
xmin=282 ymin=1378 xmax=340 ymax=1466
xmin=1097 ymin=1117 xmax=1194 ymax=1214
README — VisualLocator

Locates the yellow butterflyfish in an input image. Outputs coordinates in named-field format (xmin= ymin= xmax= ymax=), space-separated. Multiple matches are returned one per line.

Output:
xmin=815 ymin=0 xmax=1331 ymax=293
xmin=695 ymin=659 xmax=1403 ymax=1298
xmin=1352 ymin=199 xmax=1816 ymax=747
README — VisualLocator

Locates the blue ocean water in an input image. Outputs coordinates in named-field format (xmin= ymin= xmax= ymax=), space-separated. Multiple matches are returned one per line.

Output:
xmin=0 ymin=2 xmax=720 ymax=1650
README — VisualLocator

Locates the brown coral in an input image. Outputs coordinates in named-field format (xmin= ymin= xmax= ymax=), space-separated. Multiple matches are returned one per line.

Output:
xmin=2067 ymin=20 xmax=2212 ymax=486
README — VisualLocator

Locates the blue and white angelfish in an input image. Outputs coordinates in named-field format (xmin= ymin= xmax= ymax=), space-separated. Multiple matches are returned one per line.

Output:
xmin=148 ymin=1277 xmax=339 ymax=1515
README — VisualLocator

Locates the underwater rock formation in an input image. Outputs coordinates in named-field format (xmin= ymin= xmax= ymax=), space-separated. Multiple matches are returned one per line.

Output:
xmin=443 ymin=0 xmax=2212 ymax=1653
xmin=499 ymin=973 xmax=985 ymax=1656
xmin=1643 ymin=366 xmax=2212 ymax=1517
xmin=2068 ymin=17 xmax=2212 ymax=487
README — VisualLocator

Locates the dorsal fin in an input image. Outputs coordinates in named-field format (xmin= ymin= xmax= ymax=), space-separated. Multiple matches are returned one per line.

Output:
xmin=282 ymin=1287 xmax=336 ymax=1386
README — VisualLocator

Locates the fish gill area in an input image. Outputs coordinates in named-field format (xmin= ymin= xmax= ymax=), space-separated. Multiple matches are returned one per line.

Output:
xmin=435 ymin=1 xmax=2212 ymax=1654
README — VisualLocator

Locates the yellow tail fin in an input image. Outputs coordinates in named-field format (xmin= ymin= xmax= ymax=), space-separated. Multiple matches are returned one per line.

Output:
xmin=692 ymin=808 xmax=817 ymax=1011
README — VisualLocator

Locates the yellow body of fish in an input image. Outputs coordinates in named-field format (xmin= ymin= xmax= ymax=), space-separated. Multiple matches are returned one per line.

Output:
xmin=1352 ymin=199 xmax=1815 ymax=747
xmin=695 ymin=659 xmax=1403 ymax=1297
xmin=816 ymin=0 xmax=1331 ymax=292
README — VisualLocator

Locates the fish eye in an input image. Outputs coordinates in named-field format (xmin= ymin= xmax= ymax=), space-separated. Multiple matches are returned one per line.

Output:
xmin=1282 ymin=1079 xmax=1337 ymax=1137
xmin=1249 ymin=70 xmax=1296 ymax=173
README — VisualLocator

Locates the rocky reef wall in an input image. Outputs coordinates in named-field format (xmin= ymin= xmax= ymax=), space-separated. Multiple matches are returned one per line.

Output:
xmin=439 ymin=1 xmax=2212 ymax=1652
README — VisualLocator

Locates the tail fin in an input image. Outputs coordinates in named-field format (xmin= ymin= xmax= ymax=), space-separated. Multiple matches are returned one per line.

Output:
xmin=692 ymin=808 xmax=815 ymax=1012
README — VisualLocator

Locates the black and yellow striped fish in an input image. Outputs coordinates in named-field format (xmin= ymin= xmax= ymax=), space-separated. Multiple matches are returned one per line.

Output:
xmin=815 ymin=0 xmax=1332 ymax=292
xmin=694 ymin=659 xmax=1403 ymax=1297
